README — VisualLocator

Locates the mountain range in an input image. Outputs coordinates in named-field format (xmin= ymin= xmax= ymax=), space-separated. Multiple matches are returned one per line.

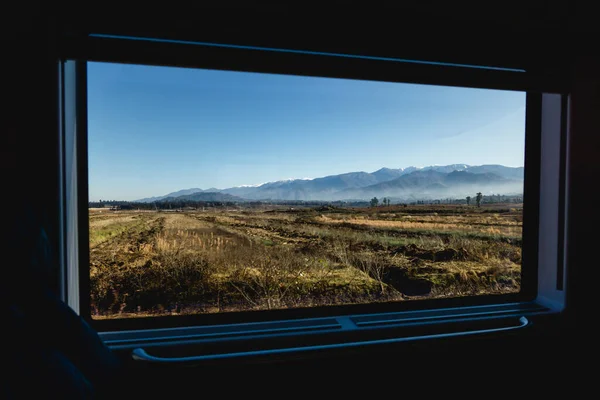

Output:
xmin=135 ymin=164 xmax=524 ymax=203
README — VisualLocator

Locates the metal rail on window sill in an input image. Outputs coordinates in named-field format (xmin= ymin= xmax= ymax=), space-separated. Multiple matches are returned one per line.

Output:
xmin=131 ymin=316 xmax=530 ymax=363
xmin=102 ymin=301 xmax=547 ymax=351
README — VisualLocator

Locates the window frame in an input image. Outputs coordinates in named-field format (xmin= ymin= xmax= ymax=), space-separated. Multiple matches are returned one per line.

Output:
xmin=58 ymin=34 xmax=566 ymax=335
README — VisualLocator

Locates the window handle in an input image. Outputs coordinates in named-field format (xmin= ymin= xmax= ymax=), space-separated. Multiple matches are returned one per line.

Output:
xmin=131 ymin=316 xmax=529 ymax=363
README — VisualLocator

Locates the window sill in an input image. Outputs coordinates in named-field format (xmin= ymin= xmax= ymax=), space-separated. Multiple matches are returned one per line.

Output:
xmin=100 ymin=301 xmax=553 ymax=365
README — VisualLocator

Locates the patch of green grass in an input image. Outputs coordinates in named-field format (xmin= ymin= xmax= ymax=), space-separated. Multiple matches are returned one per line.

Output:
xmin=410 ymin=260 xmax=520 ymax=295
xmin=89 ymin=221 xmax=139 ymax=247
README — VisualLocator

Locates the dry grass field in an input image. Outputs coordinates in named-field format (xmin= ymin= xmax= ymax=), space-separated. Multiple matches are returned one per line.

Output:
xmin=88 ymin=204 xmax=522 ymax=318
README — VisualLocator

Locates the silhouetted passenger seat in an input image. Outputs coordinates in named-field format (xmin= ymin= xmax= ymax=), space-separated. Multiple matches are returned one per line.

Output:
xmin=3 ymin=202 xmax=122 ymax=399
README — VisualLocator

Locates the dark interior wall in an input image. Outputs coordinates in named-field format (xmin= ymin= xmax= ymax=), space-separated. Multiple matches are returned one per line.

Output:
xmin=2 ymin=5 xmax=598 ymax=386
xmin=59 ymin=4 xmax=574 ymax=89
xmin=56 ymin=4 xmax=566 ymax=66
xmin=567 ymin=55 xmax=600 ymax=328
xmin=3 ymin=9 xmax=61 ymax=294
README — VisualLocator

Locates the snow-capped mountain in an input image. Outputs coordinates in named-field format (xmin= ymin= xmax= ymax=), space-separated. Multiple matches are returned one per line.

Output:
xmin=135 ymin=164 xmax=524 ymax=202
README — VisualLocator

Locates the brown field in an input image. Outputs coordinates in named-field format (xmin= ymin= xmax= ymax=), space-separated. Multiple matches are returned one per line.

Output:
xmin=88 ymin=204 xmax=522 ymax=318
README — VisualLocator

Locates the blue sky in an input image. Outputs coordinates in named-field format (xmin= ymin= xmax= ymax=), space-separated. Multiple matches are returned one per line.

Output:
xmin=88 ymin=62 xmax=526 ymax=201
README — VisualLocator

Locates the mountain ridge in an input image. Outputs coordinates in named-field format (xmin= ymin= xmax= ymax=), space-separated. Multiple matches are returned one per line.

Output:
xmin=134 ymin=164 xmax=524 ymax=203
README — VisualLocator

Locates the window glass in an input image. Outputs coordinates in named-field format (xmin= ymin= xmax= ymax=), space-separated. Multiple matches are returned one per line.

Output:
xmin=88 ymin=62 xmax=526 ymax=319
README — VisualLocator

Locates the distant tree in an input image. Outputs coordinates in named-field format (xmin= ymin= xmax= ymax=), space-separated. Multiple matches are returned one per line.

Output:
xmin=475 ymin=192 xmax=483 ymax=207
xmin=466 ymin=196 xmax=471 ymax=206
xmin=370 ymin=197 xmax=379 ymax=207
